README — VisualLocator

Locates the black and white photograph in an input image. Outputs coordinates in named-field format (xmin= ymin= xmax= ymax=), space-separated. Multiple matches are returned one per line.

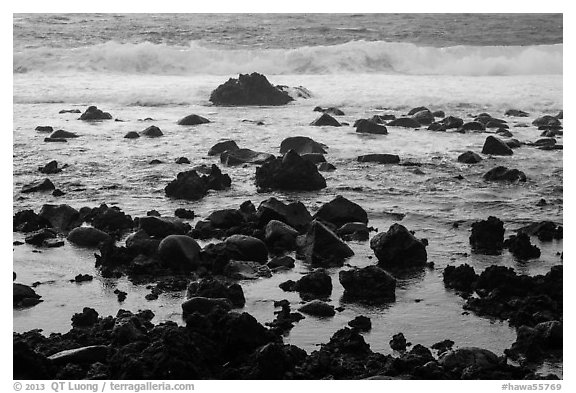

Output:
xmin=12 ymin=7 xmax=565 ymax=386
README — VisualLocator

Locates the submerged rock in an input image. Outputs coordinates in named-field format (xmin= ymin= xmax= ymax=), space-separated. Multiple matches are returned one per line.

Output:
xmin=298 ymin=300 xmax=335 ymax=317
xmin=177 ymin=114 xmax=210 ymax=125
xmin=483 ymin=166 xmax=527 ymax=182
xmin=310 ymin=112 xmax=341 ymax=127
xmin=79 ymin=106 xmax=112 ymax=121
xmin=209 ymin=72 xmax=294 ymax=106
xmin=255 ymin=150 xmax=326 ymax=191
xmin=220 ymin=148 xmax=274 ymax=166
xmin=22 ymin=178 xmax=55 ymax=193
xmin=505 ymin=109 xmax=529 ymax=117
xmin=158 ymin=235 xmax=201 ymax=271
xmin=208 ymin=140 xmax=240 ymax=156
xmin=67 ymin=227 xmax=112 ymax=247
xmin=38 ymin=160 xmax=62 ymax=174
xmin=370 ymin=223 xmax=427 ymax=267
xmin=355 ymin=119 xmax=388 ymax=134
xmin=279 ymin=136 xmax=327 ymax=154
xmin=357 ymin=153 xmax=400 ymax=164
xmin=35 ymin=126 xmax=53 ymax=132
xmin=314 ymin=106 xmax=345 ymax=116
xmin=123 ymin=131 xmax=140 ymax=139
xmin=165 ymin=165 xmax=231 ymax=200
xmin=50 ymin=129 xmax=79 ymax=139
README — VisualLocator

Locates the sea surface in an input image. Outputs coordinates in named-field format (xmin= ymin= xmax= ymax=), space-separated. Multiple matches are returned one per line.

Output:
xmin=13 ymin=14 xmax=563 ymax=375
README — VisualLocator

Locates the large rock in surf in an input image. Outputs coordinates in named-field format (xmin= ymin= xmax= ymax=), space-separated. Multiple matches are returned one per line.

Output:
xmin=13 ymin=283 xmax=42 ymax=307
xmin=256 ymin=197 xmax=312 ymax=230
xmin=50 ymin=129 xmax=79 ymax=139
xmin=339 ymin=265 xmax=396 ymax=302
xmin=79 ymin=106 xmax=112 ymax=121
xmin=138 ymin=216 xmax=189 ymax=238
xmin=48 ymin=345 xmax=108 ymax=365
xmin=411 ymin=110 xmax=434 ymax=125
xmin=279 ymin=136 xmax=327 ymax=155
xmin=504 ymin=233 xmax=541 ymax=260
xmin=532 ymin=115 xmax=561 ymax=128
xmin=370 ymin=223 xmax=427 ymax=267
xmin=407 ymin=106 xmax=429 ymax=116
xmin=310 ymin=113 xmax=341 ymax=127
xmin=177 ymin=114 xmax=210 ymax=125
xmin=165 ymin=165 xmax=231 ymax=200
xmin=482 ymin=136 xmax=513 ymax=155
xmin=357 ymin=154 xmax=400 ymax=164
xmin=21 ymin=178 xmax=55 ymax=193
xmin=355 ymin=119 xmax=388 ymax=134
xmin=140 ymin=125 xmax=163 ymax=137
xmin=265 ymin=220 xmax=299 ymax=251
xmin=439 ymin=347 xmax=500 ymax=370
xmin=158 ymin=235 xmax=201 ymax=271
xmin=298 ymin=300 xmax=335 ymax=317
xmin=225 ymin=235 xmax=269 ymax=263
xmin=209 ymin=73 xmax=294 ymax=106
xmin=483 ymin=166 xmax=527 ymax=182
xmin=220 ymin=149 xmax=274 ymax=166
xmin=182 ymin=297 xmax=232 ymax=315
xmin=313 ymin=195 xmax=368 ymax=227
xmin=67 ymin=226 xmax=112 ymax=247
xmin=505 ymin=109 xmax=529 ymax=117
xmin=255 ymin=150 xmax=326 ymax=191
xmin=38 ymin=204 xmax=81 ymax=233
xmin=38 ymin=160 xmax=62 ymax=174
xmin=294 ymin=268 xmax=333 ymax=297
xmin=469 ymin=216 xmax=505 ymax=255
xmin=299 ymin=220 xmax=354 ymax=267
xmin=186 ymin=277 xmax=245 ymax=307
xmin=458 ymin=121 xmax=485 ymax=132
xmin=457 ymin=151 xmax=483 ymax=164
xmin=208 ymin=140 xmax=240 ymax=156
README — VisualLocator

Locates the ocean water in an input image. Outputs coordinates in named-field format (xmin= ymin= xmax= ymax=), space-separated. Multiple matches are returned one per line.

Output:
xmin=13 ymin=14 xmax=563 ymax=375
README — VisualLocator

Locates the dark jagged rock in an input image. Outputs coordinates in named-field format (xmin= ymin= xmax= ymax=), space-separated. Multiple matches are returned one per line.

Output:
xmin=298 ymin=300 xmax=335 ymax=317
xmin=443 ymin=264 xmax=478 ymax=293
xmin=518 ymin=221 xmax=562 ymax=242
xmin=482 ymin=136 xmax=513 ymax=155
xmin=140 ymin=125 xmax=163 ymax=137
xmin=60 ymin=109 xmax=82 ymax=114
xmin=299 ymin=220 xmax=354 ymax=267
xmin=313 ymin=195 xmax=368 ymax=227
xmin=182 ymin=297 xmax=232 ymax=315
xmin=294 ymin=268 xmax=332 ymax=298
xmin=220 ymin=148 xmax=275 ymax=166
xmin=177 ymin=114 xmax=210 ymax=125
xmin=175 ymin=157 xmax=190 ymax=164
xmin=186 ymin=277 xmax=245 ymax=307
xmin=458 ymin=121 xmax=485 ymax=132
xmin=256 ymin=197 xmax=312 ymax=230
xmin=208 ymin=140 xmax=240 ymax=156
xmin=35 ymin=126 xmax=53 ymax=132
xmin=52 ymin=189 xmax=65 ymax=197
xmin=38 ymin=204 xmax=80 ymax=233
xmin=504 ymin=138 xmax=521 ymax=149
xmin=310 ymin=113 xmax=341 ymax=127
xmin=67 ymin=227 xmax=112 ymax=247
xmin=158 ymin=235 xmax=201 ymax=271
xmin=357 ymin=154 xmax=400 ymax=164
xmin=504 ymin=233 xmax=541 ymax=260
xmin=355 ymin=119 xmax=388 ymax=134
xmin=532 ymin=115 xmax=561 ymax=128
xmin=14 ymin=283 xmax=42 ymax=308
xmin=123 ymin=131 xmax=140 ymax=139
xmin=496 ymin=128 xmax=514 ymax=138
xmin=411 ymin=110 xmax=434 ymax=125
xmin=428 ymin=122 xmax=447 ymax=131
xmin=13 ymin=209 xmax=50 ymax=232
xmin=139 ymin=216 xmax=190 ymax=238
xmin=439 ymin=347 xmax=499 ymax=370
xmin=407 ymin=106 xmax=429 ymax=116
xmin=348 ymin=316 xmax=371 ymax=331
xmin=175 ymin=208 xmax=195 ymax=219
xmin=79 ymin=106 xmax=112 ymax=120
xmin=457 ymin=151 xmax=482 ymax=164
xmin=85 ymin=204 xmax=134 ymax=234
xmin=387 ymin=117 xmax=421 ymax=128
xmin=267 ymin=255 xmax=295 ymax=269
xmin=339 ymin=265 xmax=396 ymax=303
xmin=224 ymin=235 xmax=268 ymax=263
xmin=314 ymin=106 xmax=345 ymax=116
xmin=318 ymin=162 xmax=336 ymax=171
xmin=279 ymin=136 xmax=327 ymax=154
xmin=50 ymin=129 xmax=79 ymax=139
xmin=301 ymin=153 xmax=326 ymax=164
xmin=505 ymin=109 xmax=529 ymax=117
xmin=265 ymin=220 xmax=299 ymax=252
xmin=255 ymin=150 xmax=326 ymax=192
xmin=483 ymin=166 xmax=527 ymax=182
xmin=432 ymin=110 xmax=445 ymax=118
xmin=370 ymin=223 xmax=427 ymax=267
xmin=431 ymin=340 xmax=455 ymax=355
xmin=336 ymin=222 xmax=370 ymax=241
xmin=22 ymin=178 xmax=55 ymax=193
xmin=209 ymin=73 xmax=294 ymax=106
xmin=506 ymin=321 xmax=562 ymax=362
xmin=165 ymin=165 xmax=231 ymax=200
xmin=469 ymin=216 xmax=504 ymax=254
xmin=555 ymin=110 xmax=563 ymax=119
xmin=439 ymin=116 xmax=464 ymax=129
xmin=390 ymin=333 xmax=407 ymax=351
xmin=38 ymin=160 xmax=62 ymax=174
xmin=25 ymin=228 xmax=57 ymax=246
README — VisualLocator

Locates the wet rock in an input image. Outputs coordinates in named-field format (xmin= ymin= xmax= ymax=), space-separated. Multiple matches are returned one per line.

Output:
xmin=532 ymin=115 xmax=561 ymax=128
xmin=483 ymin=166 xmax=527 ymax=182
xmin=265 ymin=220 xmax=299 ymax=251
xmin=175 ymin=208 xmax=195 ymax=219
xmin=357 ymin=154 xmax=400 ymax=164
xmin=299 ymin=220 xmax=354 ymax=267
xmin=301 ymin=153 xmax=326 ymax=164
xmin=140 ymin=125 xmax=163 ymax=137
xmin=280 ymin=136 xmax=327 ymax=155
xmin=35 ymin=125 xmax=53 ymax=132
xmin=267 ymin=255 xmax=295 ymax=269
xmin=123 ymin=131 xmax=140 ymax=139
xmin=336 ymin=222 xmax=370 ymax=241
xmin=186 ymin=278 xmax=245 ymax=307
xmin=25 ymin=228 xmax=56 ymax=246
xmin=67 ymin=226 xmax=112 ymax=247
xmin=182 ymin=297 xmax=232 ymax=315
xmin=431 ymin=340 xmax=455 ymax=355
xmin=44 ymin=137 xmax=67 ymax=143
xmin=49 ymin=345 xmax=108 ymax=365
xmin=411 ymin=110 xmax=434 ymax=125
xmin=314 ymin=106 xmax=345 ymax=116
xmin=370 ymin=223 xmax=427 ymax=267
xmin=318 ymin=162 xmax=336 ymax=172
xmin=257 ymin=197 xmax=313 ymax=230
xmin=427 ymin=122 xmax=447 ymax=131
xmin=387 ymin=117 xmax=421 ymax=128
xmin=71 ymin=307 xmax=99 ymax=327
xmin=298 ymin=300 xmax=335 ymax=317
xmin=225 ymin=235 xmax=268 ymax=263
xmin=313 ymin=195 xmax=368 ymax=227
xmin=443 ymin=264 xmax=478 ymax=293
xmin=533 ymin=138 xmax=556 ymax=147
xmin=38 ymin=160 xmax=62 ymax=174
xmin=73 ymin=274 xmax=93 ymax=283
xmin=165 ymin=165 xmax=231 ymax=200
xmin=457 ymin=151 xmax=482 ymax=164
xmin=504 ymin=233 xmax=541 ymax=260
xmin=60 ymin=109 xmax=82 ymax=114
xmin=469 ymin=216 xmax=504 ymax=254
xmin=208 ymin=140 xmax=240 ymax=156
xmin=223 ymin=260 xmax=272 ymax=280
xmin=504 ymin=138 xmax=521 ymax=149
xmin=518 ymin=221 xmax=562 ymax=242
xmin=505 ymin=109 xmax=529 ymax=117
xmin=38 ymin=204 xmax=81 ymax=233
xmin=79 ymin=106 xmax=112 ymax=120
xmin=114 ymin=289 xmax=127 ymax=302
xmin=255 ymin=150 xmax=326 ymax=191
xmin=86 ymin=204 xmax=134 ymax=234
xmin=482 ymin=136 xmax=513 ymax=155
xmin=348 ymin=316 xmax=371 ymax=331
xmin=390 ymin=333 xmax=407 ymax=351
xmin=310 ymin=113 xmax=341 ymax=127
xmin=458 ymin=121 xmax=485 ymax=132
xmin=209 ymin=72 xmax=294 ymax=106
xmin=207 ymin=209 xmax=244 ymax=229
xmin=22 ymin=178 xmax=55 ymax=193
xmin=139 ymin=216 xmax=190 ymax=238
xmin=355 ymin=119 xmax=388 ymax=134
xmin=439 ymin=116 xmax=464 ymax=129
xmin=432 ymin=110 xmax=445 ymax=118
xmin=220 ymin=148 xmax=275 ymax=166
xmin=125 ymin=229 xmax=160 ymax=256
xmin=506 ymin=321 xmax=562 ymax=362
xmin=50 ymin=129 xmax=79 ymax=139
xmin=158 ymin=235 xmax=201 ymax=271
xmin=175 ymin=157 xmax=190 ymax=164
xmin=339 ymin=265 xmax=396 ymax=302
xmin=52 ymin=189 xmax=65 ymax=197
xmin=14 ymin=283 xmax=42 ymax=307
xmin=149 ymin=159 xmax=162 ymax=165
xmin=177 ymin=114 xmax=210 ymax=125
xmin=439 ymin=347 xmax=499 ymax=370
xmin=496 ymin=128 xmax=514 ymax=138
xmin=294 ymin=268 xmax=332 ymax=298
xmin=13 ymin=209 xmax=50 ymax=232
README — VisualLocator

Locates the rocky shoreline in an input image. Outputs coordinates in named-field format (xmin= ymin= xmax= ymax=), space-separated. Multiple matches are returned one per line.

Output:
xmin=14 ymin=73 xmax=563 ymax=380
